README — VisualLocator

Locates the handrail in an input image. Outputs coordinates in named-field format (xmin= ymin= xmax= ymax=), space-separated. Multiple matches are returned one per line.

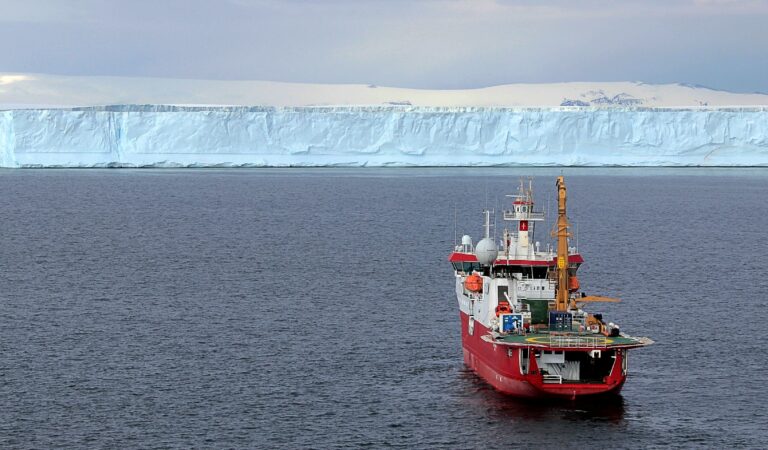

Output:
xmin=503 ymin=211 xmax=545 ymax=221
xmin=542 ymin=374 xmax=563 ymax=384
xmin=548 ymin=334 xmax=609 ymax=348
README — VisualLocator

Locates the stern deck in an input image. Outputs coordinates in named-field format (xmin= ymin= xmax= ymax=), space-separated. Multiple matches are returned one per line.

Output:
xmin=489 ymin=331 xmax=652 ymax=349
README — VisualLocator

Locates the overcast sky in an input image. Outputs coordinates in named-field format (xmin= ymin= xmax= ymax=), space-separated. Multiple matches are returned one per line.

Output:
xmin=1 ymin=0 xmax=767 ymax=92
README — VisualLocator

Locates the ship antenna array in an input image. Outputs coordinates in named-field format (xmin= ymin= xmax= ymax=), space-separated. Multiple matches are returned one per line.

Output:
xmin=571 ymin=187 xmax=578 ymax=253
xmin=546 ymin=190 xmax=551 ymax=226
xmin=454 ymin=204 xmax=457 ymax=248
xmin=494 ymin=196 xmax=498 ymax=240
xmin=575 ymin=219 xmax=579 ymax=253
xmin=528 ymin=177 xmax=533 ymax=201
xmin=482 ymin=208 xmax=495 ymax=239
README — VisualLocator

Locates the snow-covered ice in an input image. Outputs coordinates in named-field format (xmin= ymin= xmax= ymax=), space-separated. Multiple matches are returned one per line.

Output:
xmin=1 ymin=105 xmax=767 ymax=168
xmin=2 ymin=73 xmax=768 ymax=108
xmin=2 ymin=74 xmax=767 ymax=167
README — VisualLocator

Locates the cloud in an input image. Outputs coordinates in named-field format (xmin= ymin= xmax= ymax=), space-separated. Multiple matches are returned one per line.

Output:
xmin=0 ymin=0 xmax=101 ymax=23
xmin=0 ymin=0 xmax=766 ymax=92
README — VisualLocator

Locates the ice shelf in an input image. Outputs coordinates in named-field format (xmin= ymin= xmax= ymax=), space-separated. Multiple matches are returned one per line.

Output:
xmin=1 ymin=105 xmax=767 ymax=167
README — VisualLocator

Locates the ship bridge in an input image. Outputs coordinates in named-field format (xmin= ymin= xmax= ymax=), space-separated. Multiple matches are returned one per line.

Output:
xmin=450 ymin=178 xmax=583 ymax=276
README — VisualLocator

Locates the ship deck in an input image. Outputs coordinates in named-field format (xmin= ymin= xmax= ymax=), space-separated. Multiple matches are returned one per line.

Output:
xmin=490 ymin=331 xmax=651 ymax=349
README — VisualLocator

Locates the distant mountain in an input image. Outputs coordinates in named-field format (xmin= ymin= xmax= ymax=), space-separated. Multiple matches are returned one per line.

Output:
xmin=1 ymin=73 xmax=767 ymax=109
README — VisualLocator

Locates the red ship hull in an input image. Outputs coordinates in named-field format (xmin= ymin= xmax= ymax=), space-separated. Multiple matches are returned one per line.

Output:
xmin=460 ymin=312 xmax=626 ymax=399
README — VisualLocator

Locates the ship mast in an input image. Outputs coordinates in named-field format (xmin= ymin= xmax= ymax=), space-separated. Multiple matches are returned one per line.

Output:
xmin=554 ymin=176 xmax=571 ymax=311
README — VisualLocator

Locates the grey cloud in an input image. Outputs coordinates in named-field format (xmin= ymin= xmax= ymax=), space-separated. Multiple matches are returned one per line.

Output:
xmin=0 ymin=0 xmax=766 ymax=92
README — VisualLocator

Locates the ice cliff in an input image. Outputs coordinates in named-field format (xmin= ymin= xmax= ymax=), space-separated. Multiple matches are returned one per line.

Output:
xmin=1 ymin=105 xmax=767 ymax=167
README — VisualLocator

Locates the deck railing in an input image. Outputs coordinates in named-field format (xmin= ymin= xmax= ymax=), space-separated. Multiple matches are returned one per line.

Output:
xmin=503 ymin=211 xmax=545 ymax=221
xmin=542 ymin=374 xmax=563 ymax=384
xmin=548 ymin=334 xmax=609 ymax=348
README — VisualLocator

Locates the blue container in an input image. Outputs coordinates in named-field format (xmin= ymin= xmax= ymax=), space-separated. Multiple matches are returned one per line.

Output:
xmin=549 ymin=311 xmax=573 ymax=331
xmin=501 ymin=314 xmax=523 ymax=333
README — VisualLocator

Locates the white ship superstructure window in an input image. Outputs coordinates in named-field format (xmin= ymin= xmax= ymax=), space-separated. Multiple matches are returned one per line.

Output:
xmin=451 ymin=262 xmax=481 ymax=272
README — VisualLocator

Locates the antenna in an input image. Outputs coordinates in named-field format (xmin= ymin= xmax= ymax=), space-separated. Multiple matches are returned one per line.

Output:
xmin=454 ymin=204 xmax=458 ymax=248
xmin=494 ymin=196 xmax=498 ymax=240
xmin=572 ymin=187 xmax=577 ymax=252
xmin=576 ymin=219 xmax=579 ymax=253
xmin=546 ymin=190 xmax=551 ymax=226
xmin=483 ymin=209 xmax=492 ymax=239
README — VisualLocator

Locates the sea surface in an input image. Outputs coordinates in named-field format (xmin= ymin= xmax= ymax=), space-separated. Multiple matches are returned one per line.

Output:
xmin=1 ymin=168 xmax=766 ymax=449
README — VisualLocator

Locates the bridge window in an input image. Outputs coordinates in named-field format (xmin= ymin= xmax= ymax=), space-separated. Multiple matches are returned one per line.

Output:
xmin=462 ymin=262 xmax=480 ymax=272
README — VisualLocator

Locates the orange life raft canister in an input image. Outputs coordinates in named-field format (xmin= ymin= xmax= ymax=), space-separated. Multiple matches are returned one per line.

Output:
xmin=495 ymin=301 xmax=512 ymax=317
xmin=464 ymin=273 xmax=483 ymax=292
xmin=568 ymin=275 xmax=580 ymax=292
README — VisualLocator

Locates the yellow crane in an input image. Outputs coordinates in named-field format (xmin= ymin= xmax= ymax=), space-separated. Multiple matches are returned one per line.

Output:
xmin=553 ymin=176 xmax=620 ymax=336
xmin=554 ymin=176 xmax=571 ymax=312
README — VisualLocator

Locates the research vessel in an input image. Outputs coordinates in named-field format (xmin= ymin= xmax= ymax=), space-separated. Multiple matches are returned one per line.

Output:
xmin=449 ymin=176 xmax=651 ymax=398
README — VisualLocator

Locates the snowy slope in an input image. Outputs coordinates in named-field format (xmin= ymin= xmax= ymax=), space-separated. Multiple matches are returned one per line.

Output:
xmin=2 ymin=105 xmax=766 ymax=168
xmin=1 ymin=73 xmax=768 ymax=108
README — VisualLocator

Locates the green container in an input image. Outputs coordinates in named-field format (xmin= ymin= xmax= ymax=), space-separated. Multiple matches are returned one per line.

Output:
xmin=522 ymin=299 xmax=549 ymax=324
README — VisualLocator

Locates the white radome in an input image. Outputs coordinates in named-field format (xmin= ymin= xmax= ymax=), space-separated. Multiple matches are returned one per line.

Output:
xmin=475 ymin=238 xmax=498 ymax=266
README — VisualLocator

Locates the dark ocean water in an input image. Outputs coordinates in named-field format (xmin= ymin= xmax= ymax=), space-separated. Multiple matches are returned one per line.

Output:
xmin=1 ymin=168 xmax=766 ymax=449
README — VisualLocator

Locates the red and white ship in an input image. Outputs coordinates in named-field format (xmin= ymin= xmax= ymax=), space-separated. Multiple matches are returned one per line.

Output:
xmin=449 ymin=176 xmax=652 ymax=399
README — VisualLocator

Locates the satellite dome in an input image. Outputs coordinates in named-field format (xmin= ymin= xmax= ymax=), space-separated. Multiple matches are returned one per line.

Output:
xmin=475 ymin=238 xmax=498 ymax=266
